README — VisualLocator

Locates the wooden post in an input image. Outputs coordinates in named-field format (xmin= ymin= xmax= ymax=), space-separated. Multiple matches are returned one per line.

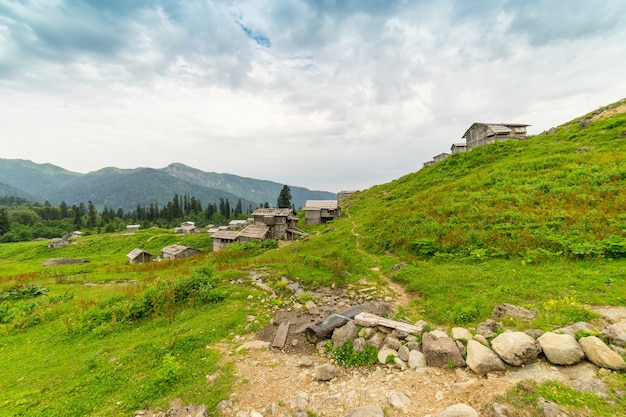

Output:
xmin=305 ymin=306 xmax=362 ymax=344
xmin=354 ymin=312 xmax=423 ymax=334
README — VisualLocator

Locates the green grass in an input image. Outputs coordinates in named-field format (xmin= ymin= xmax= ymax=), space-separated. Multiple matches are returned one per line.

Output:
xmin=2 ymin=102 xmax=626 ymax=416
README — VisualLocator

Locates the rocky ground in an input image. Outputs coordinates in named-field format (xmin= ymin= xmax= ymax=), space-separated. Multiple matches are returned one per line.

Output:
xmin=206 ymin=271 xmax=625 ymax=417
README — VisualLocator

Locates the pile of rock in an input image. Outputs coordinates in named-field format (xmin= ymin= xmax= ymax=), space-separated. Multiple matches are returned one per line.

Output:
xmin=317 ymin=304 xmax=626 ymax=375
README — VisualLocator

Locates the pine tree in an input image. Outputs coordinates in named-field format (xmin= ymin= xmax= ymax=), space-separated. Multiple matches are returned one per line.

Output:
xmin=277 ymin=185 xmax=292 ymax=208
xmin=0 ymin=207 xmax=9 ymax=236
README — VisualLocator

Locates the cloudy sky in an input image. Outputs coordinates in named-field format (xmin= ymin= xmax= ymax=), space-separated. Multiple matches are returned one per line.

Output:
xmin=1 ymin=1 xmax=625 ymax=193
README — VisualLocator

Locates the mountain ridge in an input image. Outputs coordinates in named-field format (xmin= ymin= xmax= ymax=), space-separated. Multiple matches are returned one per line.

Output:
xmin=0 ymin=159 xmax=336 ymax=211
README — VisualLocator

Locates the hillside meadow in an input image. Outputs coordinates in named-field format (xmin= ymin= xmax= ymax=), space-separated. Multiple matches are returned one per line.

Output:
xmin=1 ymin=102 xmax=626 ymax=416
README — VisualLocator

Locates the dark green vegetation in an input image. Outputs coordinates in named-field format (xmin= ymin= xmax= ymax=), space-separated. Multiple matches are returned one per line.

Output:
xmin=1 ymin=100 xmax=625 ymax=416
xmin=0 ymin=160 xmax=335 ymax=211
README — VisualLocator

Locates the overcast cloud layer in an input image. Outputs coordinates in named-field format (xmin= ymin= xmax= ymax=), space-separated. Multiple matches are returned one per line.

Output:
xmin=1 ymin=0 xmax=625 ymax=193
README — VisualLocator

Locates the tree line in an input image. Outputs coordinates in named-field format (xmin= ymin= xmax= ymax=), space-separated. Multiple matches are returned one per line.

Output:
xmin=0 ymin=187 xmax=293 ymax=243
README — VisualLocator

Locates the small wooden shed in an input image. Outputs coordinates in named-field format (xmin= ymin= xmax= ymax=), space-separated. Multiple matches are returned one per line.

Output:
xmin=126 ymin=248 xmax=153 ymax=264
xmin=161 ymin=244 xmax=200 ymax=260
xmin=211 ymin=230 xmax=240 ymax=252
xmin=238 ymin=224 xmax=270 ymax=243
xmin=303 ymin=200 xmax=342 ymax=225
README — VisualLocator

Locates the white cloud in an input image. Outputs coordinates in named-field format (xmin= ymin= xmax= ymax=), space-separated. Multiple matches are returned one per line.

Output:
xmin=1 ymin=0 xmax=625 ymax=193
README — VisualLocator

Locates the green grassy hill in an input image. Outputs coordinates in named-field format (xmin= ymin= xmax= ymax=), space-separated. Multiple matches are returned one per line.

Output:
xmin=1 ymin=100 xmax=625 ymax=416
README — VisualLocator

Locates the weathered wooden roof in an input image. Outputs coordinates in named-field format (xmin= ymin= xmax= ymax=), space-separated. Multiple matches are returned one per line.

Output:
xmin=303 ymin=200 xmax=339 ymax=211
xmin=211 ymin=230 xmax=240 ymax=240
xmin=162 ymin=244 xmax=194 ymax=255
xmin=238 ymin=224 xmax=270 ymax=239
xmin=462 ymin=122 xmax=530 ymax=138
xmin=126 ymin=248 xmax=152 ymax=259
xmin=252 ymin=207 xmax=296 ymax=216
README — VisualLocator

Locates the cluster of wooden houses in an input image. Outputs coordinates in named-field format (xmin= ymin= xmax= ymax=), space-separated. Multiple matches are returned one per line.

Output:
xmin=48 ymin=200 xmax=344 ymax=263
xmin=423 ymin=122 xmax=530 ymax=167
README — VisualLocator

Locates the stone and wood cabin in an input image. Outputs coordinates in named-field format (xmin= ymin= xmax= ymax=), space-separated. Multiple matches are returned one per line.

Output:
xmin=126 ymin=248 xmax=153 ymax=264
xmin=161 ymin=244 xmax=200 ymax=260
xmin=303 ymin=200 xmax=342 ymax=225
xmin=450 ymin=143 xmax=467 ymax=154
xmin=462 ymin=123 xmax=530 ymax=150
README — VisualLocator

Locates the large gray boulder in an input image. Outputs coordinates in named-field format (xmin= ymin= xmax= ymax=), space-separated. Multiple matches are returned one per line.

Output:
xmin=491 ymin=332 xmax=542 ymax=366
xmin=408 ymin=350 xmax=427 ymax=368
xmin=422 ymin=332 xmax=465 ymax=368
xmin=332 ymin=321 xmax=359 ymax=348
xmin=466 ymin=340 xmax=506 ymax=375
xmin=537 ymin=332 xmax=584 ymax=365
xmin=579 ymin=336 xmax=626 ymax=370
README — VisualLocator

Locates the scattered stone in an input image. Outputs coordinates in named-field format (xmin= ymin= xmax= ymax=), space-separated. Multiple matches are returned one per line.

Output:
xmin=569 ymin=377 xmax=608 ymax=398
xmin=524 ymin=328 xmax=544 ymax=339
xmin=553 ymin=321 xmax=598 ymax=337
xmin=314 ymin=364 xmax=338 ymax=381
xmin=386 ymin=391 xmax=411 ymax=410
xmin=384 ymin=336 xmax=402 ymax=350
xmin=491 ymin=332 xmax=542 ymax=366
xmin=162 ymin=404 xmax=207 ymax=417
xmin=406 ymin=341 xmax=421 ymax=351
xmin=473 ymin=334 xmax=489 ymax=347
xmin=429 ymin=330 xmax=449 ymax=338
xmin=414 ymin=320 xmax=429 ymax=333
xmin=579 ymin=336 xmax=626 ymax=370
xmin=305 ymin=300 xmax=320 ymax=316
xmin=368 ymin=333 xmax=384 ymax=349
xmin=408 ymin=350 xmax=427 ymax=368
xmin=291 ymin=338 xmax=299 ymax=347
xmin=344 ymin=404 xmax=384 ymax=417
xmin=436 ymin=403 xmax=478 ymax=417
xmin=394 ymin=357 xmax=408 ymax=371
xmin=455 ymin=340 xmax=466 ymax=358
xmin=377 ymin=346 xmax=398 ymax=365
xmin=422 ymin=332 xmax=465 ymax=368
xmin=537 ymin=397 xmax=569 ymax=417
xmin=602 ymin=323 xmax=626 ymax=347
xmin=216 ymin=400 xmax=233 ymax=410
xmin=398 ymin=345 xmax=410 ymax=362
xmin=537 ymin=332 xmax=585 ymax=365
xmin=298 ymin=356 xmax=314 ymax=367
xmin=476 ymin=319 xmax=499 ymax=338
xmin=237 ymin=340 xmax=271 ymax=352
xmin=390 ymin=262 xmax=407 ymax=273
xmin=466 ymin=340 xmax=506 ymax=375
xmin=451 ymin=327 xmax=473 ymax=341
xmin=358 ymin=327 xmax=375 ymax=339
xmin=492 ymin=303 xmax=538 ymax=321
xmin=332 ymin=321 xmax=359 ymax=349
xmin=353 ymin=337 xmax=367 ymax=352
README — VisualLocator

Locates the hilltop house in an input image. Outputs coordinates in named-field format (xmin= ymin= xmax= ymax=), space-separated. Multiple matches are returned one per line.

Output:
xmin=462 ymin=122 xmax=530 ymax=150
xmin=161 ymin=244 xmax=200 ymax=260
xmin=126 ymin=224 xmax=140 ymax=232
xmin=338 ymin=190 xmax=358 ymax=201
xmin=126 ymin=248 xmax=153 ymax=264
xmin=303 ymin=200 xmax=342 ymax=225
xmin=451 ymin=143 xmax=467 ymax=154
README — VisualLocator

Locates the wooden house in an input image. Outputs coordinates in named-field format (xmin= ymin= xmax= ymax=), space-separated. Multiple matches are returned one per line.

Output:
xmin=422 ymin=160 xmax=434 ymax=168
xmin=451 ymin=143 xmax=467 ymax=154
xmin=126 ymin=224 xmax=140 ymax=232
xmin=228 ymin=219 xmax=249 ymax=230
xmin=63 ymin=231 xmax=82 ymax=239
xmin=303 ymin=200 xmax=342 ymax=225
xmin=211 ymin=230 xmax=240 ymax=252
xmin=433 ymin=152 xmax=450 ymax=162
xmin=126 ymin=248 xmax=153 ymax=264
xmin=462 ymin=123 xmax=530 ymax=150
xmin=251 ymin=208 xmax=299 ymax=240
xmin=48 ymin=237 xmax=70 ymax=249
xmin=174 ymin=221 xmax=203 ymax=234
xmin=238 ymin=224 xmax=270 ymax=243
xmin=338 ymin=190 xmax=358 ymax=201
xmin=161 ymin=244 xmax=200 ymax=260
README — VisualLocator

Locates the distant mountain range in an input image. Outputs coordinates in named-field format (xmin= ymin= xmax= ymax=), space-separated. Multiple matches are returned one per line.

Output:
xmin=0 ymin=159 xmax=336 ymax=211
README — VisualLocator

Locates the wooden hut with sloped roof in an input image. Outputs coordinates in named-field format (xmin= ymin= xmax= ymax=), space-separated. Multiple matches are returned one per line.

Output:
xmin=126 ymin=248 xmax=153 ymax=264
xmin=211 ymin=230 xmax=240 ymax=252
xmin=303 ymin=200 xmax=342 ymax=225
xmin=462 ymin=123 xmax=530 ymax=150
xmin=251 ymin=208 xmax=299 ymax=240
xmin=161 ymin=244 xmax=200 ymax=260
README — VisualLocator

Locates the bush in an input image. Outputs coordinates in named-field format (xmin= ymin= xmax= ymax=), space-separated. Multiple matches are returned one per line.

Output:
xmin=331 ymin=340 xmax=379 ymax=368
